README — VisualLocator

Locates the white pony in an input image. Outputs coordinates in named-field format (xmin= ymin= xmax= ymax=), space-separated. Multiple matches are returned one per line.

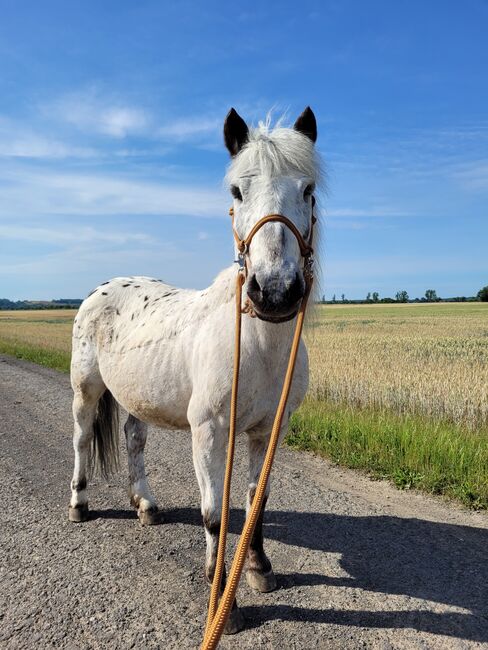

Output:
xmin=69 ymin=107 xmax=321 ymax=633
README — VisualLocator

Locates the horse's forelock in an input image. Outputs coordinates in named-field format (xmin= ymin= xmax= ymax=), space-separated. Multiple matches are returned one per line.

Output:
xmin=225 ymin=120 xmax=323 ymax=187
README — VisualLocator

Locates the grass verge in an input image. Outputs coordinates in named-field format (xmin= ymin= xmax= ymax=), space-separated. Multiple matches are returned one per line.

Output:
xmin=0 ymin=339 xmax=71 ymax=373
xmin=287 ymin=399 xmax=488 ymax=510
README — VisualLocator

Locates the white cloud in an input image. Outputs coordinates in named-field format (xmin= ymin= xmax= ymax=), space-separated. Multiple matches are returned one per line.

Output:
xmin=326 ymin=254 xmax=487 ymax=280
xmin=48 ymin=89 xmax=149 ymax=138
xmin=0 ymin=224 xmax=155 ymax=245
xmin=452 ymin=161 xmax=488 ymax=191
xmin=0 ymin=167 xmax=227 ymax=218
xmin=157 ymin=117 xmax=220 ymax=141
xmin=0 ymin=116 xmax=97 ymax=159
xmin=326 ymin=207 xmax=414 ymax=218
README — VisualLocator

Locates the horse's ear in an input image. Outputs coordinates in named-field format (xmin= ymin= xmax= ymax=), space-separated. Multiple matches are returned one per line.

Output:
xmin=294 ymin=106 xmax=317 ymax=143
xmin=224 ymin=108 xmax=249 ymax=157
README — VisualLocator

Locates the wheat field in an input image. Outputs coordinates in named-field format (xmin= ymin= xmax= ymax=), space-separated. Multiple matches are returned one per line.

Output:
xmin=305 ymin=302 xmax=488 ymax=431
xmin=1 ymin=303 xmax=487 ymax=506
xmin=1 ymin=303 xmax=487 ymax=431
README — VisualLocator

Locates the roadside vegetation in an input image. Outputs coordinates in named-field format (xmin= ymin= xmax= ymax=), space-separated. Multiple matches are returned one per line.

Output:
xmin=1 ymin=303 xmax=487 ymax=509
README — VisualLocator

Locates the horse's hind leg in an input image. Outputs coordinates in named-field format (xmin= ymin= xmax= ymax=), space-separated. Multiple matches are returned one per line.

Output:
xmin=124 ymin=414 xmax=160 ymax=525
xmin=245 ymin=433 xmax=277 ymax=593
xmin=69 ymin=383 xmax=104 ymax=522
xmin=191 ymin=421 xmax=244 ymax=635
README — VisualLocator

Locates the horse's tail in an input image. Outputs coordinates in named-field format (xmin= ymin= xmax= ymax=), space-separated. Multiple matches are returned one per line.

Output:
xmin=90 ymin=389 xmax=120 ymax=479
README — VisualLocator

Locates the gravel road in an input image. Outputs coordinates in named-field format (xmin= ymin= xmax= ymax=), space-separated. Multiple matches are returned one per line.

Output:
xmin=0 ymin=354 xmax=487 ymax=649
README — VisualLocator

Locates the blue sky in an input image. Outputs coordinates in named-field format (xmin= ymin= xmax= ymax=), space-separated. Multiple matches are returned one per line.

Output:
xmin=0 ymin=0 xmax=487 ymax=300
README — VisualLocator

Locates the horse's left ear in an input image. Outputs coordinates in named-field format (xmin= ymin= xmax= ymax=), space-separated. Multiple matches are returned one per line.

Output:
xmin=224 ymin=108 xmax=249 ymax=157
xmin=294 ymin=106 xmax=317 ymax=143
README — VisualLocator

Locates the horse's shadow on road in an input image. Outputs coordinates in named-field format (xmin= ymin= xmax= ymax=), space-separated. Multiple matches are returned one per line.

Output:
xmin=163 ymin=505 xmax=488 ymax=642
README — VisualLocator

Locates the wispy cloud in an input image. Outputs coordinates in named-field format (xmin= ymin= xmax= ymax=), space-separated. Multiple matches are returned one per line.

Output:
xmin=327 ymin=207 xmax=414 ymax=218
xmin=157 ymin=116 xmax=220 ymax=141
xmin=0 ymin=224 xmax=156 ymax=245
xmin=0 ymin=166 xmax=226 ymax=218
xmin=47 ymin=88 xmax=149 ymax=138
xmin=452 ymin=160 xmax=488 ymax=191
xmin=0 ymin=116 xmax=96 ymax=159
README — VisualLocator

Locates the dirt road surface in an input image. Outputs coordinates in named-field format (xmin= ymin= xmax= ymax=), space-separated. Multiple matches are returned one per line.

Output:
xmin=0 ymin=354 xmax=487 ymax=649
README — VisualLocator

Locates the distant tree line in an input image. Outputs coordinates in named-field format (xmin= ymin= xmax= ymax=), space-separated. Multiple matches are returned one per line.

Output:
xmin=321 ymin=286 xmax=487 ymax=305
xmin=0 ymin=298 xmax=83 ymax=310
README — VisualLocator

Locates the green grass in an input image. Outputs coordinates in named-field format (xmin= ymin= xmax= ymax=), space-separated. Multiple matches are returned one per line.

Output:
xmin=0 ymin=339 xmax=71 ymax=373
xmin=287 ymin=399 xmax=488 ymax=509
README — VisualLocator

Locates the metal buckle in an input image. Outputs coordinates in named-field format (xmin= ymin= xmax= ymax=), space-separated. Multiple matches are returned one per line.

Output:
xmin=234 ymin=251 xmax=247 ymax=273
xmin=304 ymin=254 xmax=315 ymax=280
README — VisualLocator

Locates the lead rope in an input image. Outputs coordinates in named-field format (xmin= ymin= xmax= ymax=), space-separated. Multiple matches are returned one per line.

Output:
xmin=204 ymin=270 xmax=245 ymax=632
xmin=201 ymin=209 xmax=314 ymax=650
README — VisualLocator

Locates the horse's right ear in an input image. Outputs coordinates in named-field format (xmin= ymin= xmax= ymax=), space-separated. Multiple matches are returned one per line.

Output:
xmin=224 ymin=108 xmax=249 ymax=157
xmin=294 ymin=107 xmax=317 ymax=143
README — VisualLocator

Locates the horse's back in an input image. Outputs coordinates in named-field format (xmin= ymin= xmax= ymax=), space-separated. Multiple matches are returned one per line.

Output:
xmin=71 ymin=276 xmax=196 ymax=426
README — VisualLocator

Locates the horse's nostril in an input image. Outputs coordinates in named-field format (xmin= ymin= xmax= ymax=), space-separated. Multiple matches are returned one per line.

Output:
xmin=248 ymin=274 xmax=262 ymax=299
xmin=287 ymin=272 xmax=304 ymax=304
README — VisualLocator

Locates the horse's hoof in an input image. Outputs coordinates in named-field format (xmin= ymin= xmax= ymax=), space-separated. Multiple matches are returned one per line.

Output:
xmin=138 ymin=507 xmax=162 ymax=526
xmin=246 ymin=568 xmax=277 ymax=593
xmin=68 ymin=503 xmax=89 ymax=523
xmin=223 ymin=607 xmax=245 ymax=635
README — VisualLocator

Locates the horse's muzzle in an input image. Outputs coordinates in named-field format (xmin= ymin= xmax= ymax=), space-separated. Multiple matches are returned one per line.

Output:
xmin=246 ymin=271 xmax=305 ymax=323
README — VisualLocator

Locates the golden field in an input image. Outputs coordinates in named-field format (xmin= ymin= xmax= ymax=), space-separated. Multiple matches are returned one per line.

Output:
xmin=305 ymin=302 xmax=488 ymax=431
xmin=1 ymin=303 xmax=487 ymax=432
xmin=1 ymin=303 xmax=487 ymax=507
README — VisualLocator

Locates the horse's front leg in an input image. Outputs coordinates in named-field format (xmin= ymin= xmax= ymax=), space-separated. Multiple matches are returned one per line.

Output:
xmin=245 ymin=433 xmax=278 ymax=592
xmin=124 ymin=414 xmax=160 ymax=525
xmin=191 ymin=422 xmax=244 ymax=635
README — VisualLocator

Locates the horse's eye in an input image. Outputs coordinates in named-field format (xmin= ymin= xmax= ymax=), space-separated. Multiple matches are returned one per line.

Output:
xmin=230 ymin=185 xmax=242 ymax=201
xmin=303 ymin=184 xmax=314 ymax=201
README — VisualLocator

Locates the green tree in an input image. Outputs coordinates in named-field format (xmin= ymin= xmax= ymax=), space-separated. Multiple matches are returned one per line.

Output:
xmin=425 ymin=289 xmax=438 ymax=302
xmin=341 ymin=293 xmax=346 ymax=303
xmin=372 ymin=291 xmax=379 ymax=303
xmin=395 ymin=290 xmax=409 ymax=303
xmin=477 ymin=286 xmax=488 ymax=302
xmin=332 ymin=294 xmax=336 ymax=303
xmin=366 ymin=292 xmax=371 ymax=302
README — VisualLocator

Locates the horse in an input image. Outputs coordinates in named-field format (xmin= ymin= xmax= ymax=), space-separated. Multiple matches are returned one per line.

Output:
xmin=68 ymin=106 xmax=322 ymax=634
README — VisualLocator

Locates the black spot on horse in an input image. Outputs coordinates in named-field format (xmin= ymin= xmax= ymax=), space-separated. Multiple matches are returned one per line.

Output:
xmin=203 ymin=515 xmax=221 ymax=537
xmin=122 ymin=284 xmax=130 ymax=287
xmin=144 ymin=296 xmax=149 ymax=301
xmin=116 ymin=309 xmax=120 ymax=315
xmin=101 ymin=281 xmax=109 ymax=285
xmin=72 ymin=478 xmax=87 ymax=492
xmin=102 ymin=292 xmax=108 ymax=295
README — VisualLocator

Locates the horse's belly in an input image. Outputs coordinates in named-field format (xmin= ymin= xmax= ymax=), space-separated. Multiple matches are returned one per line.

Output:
xmin=98 ymin=345 xmax=191 ymax=429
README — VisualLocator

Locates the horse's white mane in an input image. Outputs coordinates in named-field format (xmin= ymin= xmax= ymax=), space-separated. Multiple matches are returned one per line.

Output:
xmin=225 ymin=115 xmax=323 ymax=186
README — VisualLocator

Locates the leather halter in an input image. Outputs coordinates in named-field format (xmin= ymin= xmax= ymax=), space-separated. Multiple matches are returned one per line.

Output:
xmin=229 ymin=204 xmax=316 ymax=286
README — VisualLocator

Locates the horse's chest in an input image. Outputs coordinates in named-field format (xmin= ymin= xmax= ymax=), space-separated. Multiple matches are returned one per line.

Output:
xmin=235 ymin=346 xmax=308 ymax=433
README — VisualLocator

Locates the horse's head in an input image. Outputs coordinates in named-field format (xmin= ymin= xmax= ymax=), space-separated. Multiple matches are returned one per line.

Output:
xmin=224 ymin=107 xmax=320 ymax=323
